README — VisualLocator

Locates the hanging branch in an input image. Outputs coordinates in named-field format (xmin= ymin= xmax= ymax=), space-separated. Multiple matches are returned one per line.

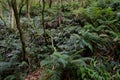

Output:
xmin=11 ymin=0 xmax=27 ymax=61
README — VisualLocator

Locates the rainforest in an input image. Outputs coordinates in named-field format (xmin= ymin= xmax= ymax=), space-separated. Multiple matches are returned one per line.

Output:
xmin=0 ymin=0 xmax=120 ymax=80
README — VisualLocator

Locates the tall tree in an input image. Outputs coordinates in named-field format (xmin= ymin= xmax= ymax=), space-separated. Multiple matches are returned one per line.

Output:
xmin=26 ymin=0 xmax=30 ymax=20
xmin=11 ymin=0 xmax=28 ymax=61
xmin=8 ymin=0 xmax=14 ymax=32
xmin=58 ymin=0 xmax=62 ymax=27
xmin=49 ymin=0 xmax=52 ymax=8
xmin=42 ymin=0 xmax=47 ymax=42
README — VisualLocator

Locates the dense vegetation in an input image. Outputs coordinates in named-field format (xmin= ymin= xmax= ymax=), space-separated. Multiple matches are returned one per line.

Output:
xmin=0 ymin=0 xmax=120 ymax=80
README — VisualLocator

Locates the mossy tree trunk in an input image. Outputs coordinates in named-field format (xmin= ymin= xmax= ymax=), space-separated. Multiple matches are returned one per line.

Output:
xmin=7 ymin=0 xmax=15 ymax=32
xmin=26 ymin=0 xmax=30 ymax=20
xmin=49 ymin=0 xmax=52 ymax=8
xmin=42 ymin=0 xmax=47 ymax=43
xmin=58 ymin=0 xmax=62 ymax=27
xmin=11 ymin=0 xmax=27 ymax=61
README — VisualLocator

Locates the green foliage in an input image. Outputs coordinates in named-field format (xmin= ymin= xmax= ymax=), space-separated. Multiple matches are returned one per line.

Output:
xmin=40 ymin=51 xmax=120 ymax=80
xmin=0 ymin=0 xmax=120 ymax=80
xmin=111 ymin=1 xmax=120 ymax=11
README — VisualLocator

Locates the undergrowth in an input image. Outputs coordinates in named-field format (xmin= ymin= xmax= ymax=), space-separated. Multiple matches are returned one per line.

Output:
xmin=0 ymin=0 xmax=120 ymax=80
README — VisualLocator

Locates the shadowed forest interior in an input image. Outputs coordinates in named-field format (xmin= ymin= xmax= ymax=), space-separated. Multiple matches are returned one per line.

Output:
xmin=0 ymin=0 xmax=120 ymax=80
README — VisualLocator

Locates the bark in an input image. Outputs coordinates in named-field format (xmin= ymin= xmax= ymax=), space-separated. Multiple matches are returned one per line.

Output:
xmin=26 ymin=0 xmax=30 ymax=19
xmin=11 ymin=0 xmax=27 ymax=61
xmin=49 ymin=0 xmax=52 ymax=8
xmin=42 ymin=0 xmax=47 ymax=43
xmin=58 ymin=0 xmax=62 ymax=27
xmin=9 ymin=7 xmax=14 ymax=31
xmin=58 ymin=9 xmax=62 ymax=27
xmin=19 ymin=0 xmax=26 ymax=17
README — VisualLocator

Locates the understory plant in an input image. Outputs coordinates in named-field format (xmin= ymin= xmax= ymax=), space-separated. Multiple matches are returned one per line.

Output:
xmin=40 ymin=51 xmax=120 ymax=80
xmin=0 ymin=0 xmax=120 ymax=80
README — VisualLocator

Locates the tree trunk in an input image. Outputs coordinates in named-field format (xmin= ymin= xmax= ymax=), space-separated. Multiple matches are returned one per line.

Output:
xmin=9 ymin=7 xmax=14 ymax=32
xmin=7 ymin=0 xmax=15 ymax=32
xmin=42 ymin=0 xmax=47 ymax=43
xmin=11 ymin=0 xmax=27 ymax=61
xmin=49 ymin=0 xmax=52 ymax=8
xmin=58 ymin=0 xmax=62 ymax=27
xmin=26 ymin=0 xmax=30 ymax=20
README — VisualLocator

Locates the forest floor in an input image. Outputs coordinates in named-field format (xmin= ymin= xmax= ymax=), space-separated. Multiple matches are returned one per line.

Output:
xmin=25 ymin=68 xmax=42 ymax=80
